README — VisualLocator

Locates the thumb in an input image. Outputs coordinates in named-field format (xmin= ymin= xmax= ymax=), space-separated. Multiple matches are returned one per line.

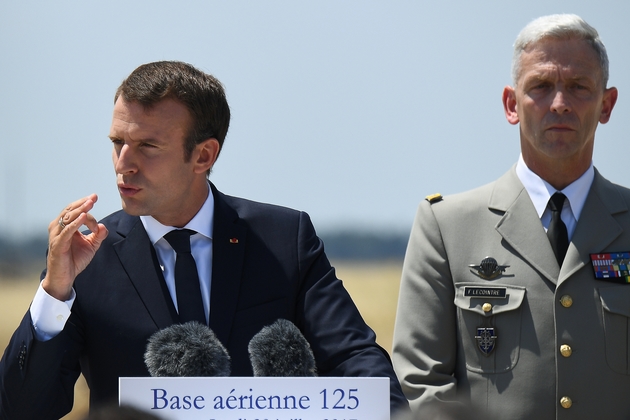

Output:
xmin=92 ymin=224 xmax=109 ymax=248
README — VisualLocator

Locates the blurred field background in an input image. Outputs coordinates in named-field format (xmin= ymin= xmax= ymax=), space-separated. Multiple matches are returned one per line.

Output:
xmin=0 ymin=259 xmax=403 ymax=420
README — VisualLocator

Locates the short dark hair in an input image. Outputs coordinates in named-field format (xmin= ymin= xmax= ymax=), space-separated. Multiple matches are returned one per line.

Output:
xmin=115 ymin=61 xmax=230 ymax=163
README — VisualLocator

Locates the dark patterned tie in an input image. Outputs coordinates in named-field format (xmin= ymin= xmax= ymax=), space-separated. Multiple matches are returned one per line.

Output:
xmin=547 ymin=193 xmax=569 ymax=266
xmin=163 ymin=229 xmax=206 ymax=324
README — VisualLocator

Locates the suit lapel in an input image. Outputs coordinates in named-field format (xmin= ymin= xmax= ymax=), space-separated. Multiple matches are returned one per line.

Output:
xmin=492 ymin=167 xmax=561 ymax=284
xmin=113 ymin=214 xmax=177 ymax=330
xmin=208 ymin=185 xmax=247 ymax=346
xmin=559 ymin=170 xmax=625 ymax=284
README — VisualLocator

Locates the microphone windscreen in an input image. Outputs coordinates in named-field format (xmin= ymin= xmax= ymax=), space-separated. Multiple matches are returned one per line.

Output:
xmin=144 ymin=321 xmax=231 ymax=377
xmin=248 ymin=318 xmax=317 ymax=377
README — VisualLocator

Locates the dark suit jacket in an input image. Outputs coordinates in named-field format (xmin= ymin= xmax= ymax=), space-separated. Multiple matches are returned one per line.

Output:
xmin=0 ymin=184 xmax=406 ymax=419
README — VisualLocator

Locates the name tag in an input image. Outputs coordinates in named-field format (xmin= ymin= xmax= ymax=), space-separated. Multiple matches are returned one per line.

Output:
xmin=590 ymin=253 xmax=630 ymax=283
xmin=464 ymin=287 xmax=507 ymax=298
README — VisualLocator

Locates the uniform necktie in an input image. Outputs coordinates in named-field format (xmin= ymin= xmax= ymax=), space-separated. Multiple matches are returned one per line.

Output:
xmin=547 ymin=193 xmax=569 ymax=266
xmin=163 ymin=229 xmax=206 ymax=324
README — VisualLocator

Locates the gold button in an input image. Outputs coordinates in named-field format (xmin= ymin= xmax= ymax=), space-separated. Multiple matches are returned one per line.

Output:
xmin=482 ymin=303 xmax=492 ymax=312
xmin=560 ymin=396 xmax=572 ymax=409
xmin=559 ymin=295 xmax=573 ymax=308
xmin=560 ymin=344 xmax=572 ymax=357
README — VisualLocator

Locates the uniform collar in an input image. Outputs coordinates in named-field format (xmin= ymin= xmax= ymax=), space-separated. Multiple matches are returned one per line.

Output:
xmin=515 ymin=154 xmax=594 ymax=222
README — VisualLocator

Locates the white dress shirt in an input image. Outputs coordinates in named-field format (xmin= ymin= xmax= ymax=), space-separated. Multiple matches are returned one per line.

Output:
xmin=140 ymin=187 xmax=214 ymax=323
xmin=515 ymin=154 xmax=594 ymax=240
xmin=30 ymin=184 xmax=214 ymax=340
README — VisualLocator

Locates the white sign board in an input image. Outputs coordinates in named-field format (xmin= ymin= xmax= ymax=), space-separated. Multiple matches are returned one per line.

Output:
xmin=119 ymin=376 xmax=389 ymax=420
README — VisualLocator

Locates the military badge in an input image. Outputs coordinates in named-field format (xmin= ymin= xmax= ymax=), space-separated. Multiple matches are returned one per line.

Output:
xmin=590 ymin=252 xmax=630 ymax=283
xmin=475 ymin=327 xmax=497 ymax=356
xmin=469 ymin=257 xmax=509 ymax=279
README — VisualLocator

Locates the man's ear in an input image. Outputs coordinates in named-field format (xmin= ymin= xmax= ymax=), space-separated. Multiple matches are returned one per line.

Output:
xmin=599 ymin=86 xmax=618 ymax=124
xmin=502 ymin=86 xmax=519 ymax=125
xmin=193 ymin=138 xmax=221 ymax=174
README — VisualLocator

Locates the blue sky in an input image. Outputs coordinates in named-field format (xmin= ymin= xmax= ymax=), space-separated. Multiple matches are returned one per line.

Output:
xmin=2 ymin=1 xmax=629 ymax=238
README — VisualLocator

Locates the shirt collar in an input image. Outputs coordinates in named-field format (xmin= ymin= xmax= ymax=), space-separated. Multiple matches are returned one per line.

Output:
xmin=515 ymin=154 xmax=594 ymax=220
xmin=140 ymin=182 xmax=215 ymax=245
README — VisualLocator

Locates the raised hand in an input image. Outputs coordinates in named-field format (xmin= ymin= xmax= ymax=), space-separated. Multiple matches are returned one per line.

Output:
xmin=41 ymin=194 xmax=109 ymax=301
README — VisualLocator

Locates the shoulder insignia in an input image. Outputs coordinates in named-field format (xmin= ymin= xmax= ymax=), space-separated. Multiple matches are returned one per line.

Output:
xmin=425 ymin=193 xmax=443 ymax=204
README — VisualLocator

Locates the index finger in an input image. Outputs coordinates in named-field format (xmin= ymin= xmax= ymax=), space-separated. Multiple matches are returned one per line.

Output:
xmin=52 ymin=194 xmax=100 ymax=235
xmin=58 ymin=193 xmax=99 ymax=219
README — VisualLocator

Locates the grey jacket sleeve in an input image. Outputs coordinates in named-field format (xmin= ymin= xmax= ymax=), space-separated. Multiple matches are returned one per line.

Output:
xmin=392 ymin=200 xmax=464 ymax=417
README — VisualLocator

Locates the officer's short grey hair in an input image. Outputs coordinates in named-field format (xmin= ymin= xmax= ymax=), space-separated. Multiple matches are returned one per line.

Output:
xmin=511 ymin=14 xmax=609 ymax=88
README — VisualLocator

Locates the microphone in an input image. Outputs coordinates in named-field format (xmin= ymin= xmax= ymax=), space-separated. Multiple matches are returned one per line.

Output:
xmin=248 ymin=319 xmax=317 ymax=377
xmin=144 ymin=321 xmax=231 ymax=377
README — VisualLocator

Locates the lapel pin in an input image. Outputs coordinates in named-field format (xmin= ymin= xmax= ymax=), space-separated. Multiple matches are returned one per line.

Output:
xmin=229 ymin=238 xmax=239 ymax=244
xmin=469 ymin=256 xmax=509 ymax=280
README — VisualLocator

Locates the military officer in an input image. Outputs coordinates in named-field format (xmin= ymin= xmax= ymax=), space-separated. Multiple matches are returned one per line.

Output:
xmin=392 ymin=14 xmax=630 ymax=419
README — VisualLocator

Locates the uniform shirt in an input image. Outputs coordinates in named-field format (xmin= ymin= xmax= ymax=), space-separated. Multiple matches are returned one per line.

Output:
xmin=515 ymin=154 xmax=594 ymax=241
xmin=30 ymin=184 xmax=214 ymax=340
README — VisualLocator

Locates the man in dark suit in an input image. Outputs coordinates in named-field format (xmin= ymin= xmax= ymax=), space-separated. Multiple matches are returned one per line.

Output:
xmin=0 ymin=61 xmax=406 ymax=419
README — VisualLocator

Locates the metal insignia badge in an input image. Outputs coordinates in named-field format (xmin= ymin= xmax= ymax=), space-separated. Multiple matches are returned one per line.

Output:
xmin=469 ymin=256 xmax=509 ymax=280
xmin=475 ymin=327 xmax=497 ymax=356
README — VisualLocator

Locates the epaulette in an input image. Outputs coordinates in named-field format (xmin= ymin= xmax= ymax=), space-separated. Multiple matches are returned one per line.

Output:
xmin=425 ymin=193 xmax=443 ymax=204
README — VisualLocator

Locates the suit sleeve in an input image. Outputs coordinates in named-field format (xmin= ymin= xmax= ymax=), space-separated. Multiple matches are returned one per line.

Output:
xmin=392 ymin=200 xmax=462 ymax=417
xmin=294 ymin=211 xmax=409 ymax=415
xmin=0 ymin=289 xmax=83 ymax=419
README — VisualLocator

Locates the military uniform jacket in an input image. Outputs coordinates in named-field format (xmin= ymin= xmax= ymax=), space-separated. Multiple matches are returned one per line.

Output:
xmin=392 ymin=166 xmax=630 ymax=420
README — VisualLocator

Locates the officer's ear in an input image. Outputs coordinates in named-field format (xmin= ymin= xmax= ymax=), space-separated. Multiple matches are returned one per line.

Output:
xmin=599 ymin=86 xmax=618 ymax=124
xmin=502 ymin=86 xmax=519 ymax=125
